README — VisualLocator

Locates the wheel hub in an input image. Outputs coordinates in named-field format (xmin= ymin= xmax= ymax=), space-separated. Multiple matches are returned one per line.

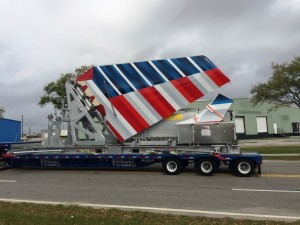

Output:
xmin=239 ymin=162 xmax=250 ymax=174
xmin=167 ymin=161 xmax=177 ymax=172
xmin=201 ymin=161 xmax=212 ymax=173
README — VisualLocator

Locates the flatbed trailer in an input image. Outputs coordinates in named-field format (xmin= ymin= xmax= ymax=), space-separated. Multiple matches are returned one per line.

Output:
xmin=1 ymin=55 xmax=263 ymax=176
xmin=1 ymin=146 xmax=262 ymax=177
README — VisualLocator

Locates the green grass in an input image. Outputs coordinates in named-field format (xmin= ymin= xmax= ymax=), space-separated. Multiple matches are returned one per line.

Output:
xmin=240 ymin=146 xmax=300 ymax=154
xmin=0 ymin=202 xmax=298 ymax=225
xmin=240 ymin=146 xmax=300 ymax=161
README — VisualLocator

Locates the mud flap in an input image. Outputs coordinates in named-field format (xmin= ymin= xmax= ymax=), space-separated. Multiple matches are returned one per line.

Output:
xmin=257 ymin=164 xmax=262 ymax=175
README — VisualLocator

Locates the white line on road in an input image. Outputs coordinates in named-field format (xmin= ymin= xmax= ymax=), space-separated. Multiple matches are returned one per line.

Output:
xmin=0 ymin=180 xmax=16 ymax=183
xmin=232 ymin=188 xmax=300 ymax=193
xmin=0 ymin=198 xmax=299 ymax=221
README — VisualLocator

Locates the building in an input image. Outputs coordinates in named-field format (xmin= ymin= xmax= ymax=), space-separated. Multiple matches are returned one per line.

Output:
xmin=127 ymin=97 xmax=300 ymax=141
xmin=0 ymin=118 xmax=21 ymax=142
xmin=189 ymin=98 xmax=300 ymax=139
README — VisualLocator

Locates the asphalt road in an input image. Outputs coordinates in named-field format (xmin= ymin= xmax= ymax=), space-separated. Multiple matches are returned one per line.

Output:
xmin=0 ymin=161 xmax=300 ymax=221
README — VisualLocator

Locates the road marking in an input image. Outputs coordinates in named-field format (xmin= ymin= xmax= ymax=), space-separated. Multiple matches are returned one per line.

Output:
xmin=0 ymin=180 xmax=16 ymax=183
xmin=232 ymin=188 xmax=300 ymax=193
xmin=5 ymin=169 xmax=300 ymax=178
xmin=0 ymin=198 xmax=299 ymax=221
xmin=261 ymin=174 xmax=300 ymax=178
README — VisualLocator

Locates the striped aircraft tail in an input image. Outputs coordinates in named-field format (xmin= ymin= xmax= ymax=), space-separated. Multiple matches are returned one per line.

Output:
xmin=176 ymin=94 xmax=234 ymax=125
xmin=76 ymin=55 xmax=230 ymax=142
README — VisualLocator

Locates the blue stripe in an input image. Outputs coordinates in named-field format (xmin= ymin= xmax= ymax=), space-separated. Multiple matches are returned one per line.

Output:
xmin=212 ymin=94 xmax=233 ymax=105
xmin=170 ymin=57 xmax=199 ymax=76
xmin=100 ymin=65 xmax=134 ymax=94
xmin=93 ymin=67 xmax=118 ymax=98
xmin=134 ymin=62 xmax=165 ymax=85
xmin=152 ymin=60 xmax=182 ymax=80
xmin=117 ymin=63 xmax=149 ymax=90
xmin=190 ymin=56 xmax=216 ymax=71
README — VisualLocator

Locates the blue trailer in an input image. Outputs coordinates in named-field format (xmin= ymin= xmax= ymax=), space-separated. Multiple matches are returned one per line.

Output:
xmin=2 ymin=145 xmax=262 ymax=177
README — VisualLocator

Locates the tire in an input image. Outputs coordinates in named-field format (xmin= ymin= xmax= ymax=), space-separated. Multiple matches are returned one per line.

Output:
xmin=196 ymin=158 xmax=216 ymax=176
xmin=162 ymin=158 xmax=182 ymax=175
xmin=234 ymin=159 xmax=254 ymax=177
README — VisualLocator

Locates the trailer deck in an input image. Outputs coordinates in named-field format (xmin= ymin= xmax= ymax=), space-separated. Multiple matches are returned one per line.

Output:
xmin=2 ymin=146 xmax=262 ymax=177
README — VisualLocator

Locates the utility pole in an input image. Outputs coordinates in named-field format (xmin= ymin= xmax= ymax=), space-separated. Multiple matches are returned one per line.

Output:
xmin=22 ymin=114 xmax=24 ymax=142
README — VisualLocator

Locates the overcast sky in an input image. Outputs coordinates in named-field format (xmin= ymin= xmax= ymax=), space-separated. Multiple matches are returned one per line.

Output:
xmin=1 ymin=0 xmax=300 ymax=133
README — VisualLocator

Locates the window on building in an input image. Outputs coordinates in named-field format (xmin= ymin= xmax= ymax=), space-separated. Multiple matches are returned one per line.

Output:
xmin=235 ymin=116 xmax=245 ymax=133
xmin=256 ymin=116 xmax=268 ymax=133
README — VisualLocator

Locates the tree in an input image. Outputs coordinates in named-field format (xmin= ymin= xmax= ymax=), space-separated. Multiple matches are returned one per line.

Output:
xmin=38 ymin=65 xmax=92 ymax=109
xmin=0 ymin=107 xmax=4 ymax=118
xmin=250 ymin=56 xmax=300 ymax=110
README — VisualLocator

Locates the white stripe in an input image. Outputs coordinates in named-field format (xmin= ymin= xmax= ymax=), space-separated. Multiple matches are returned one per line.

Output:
xmin=113 ymin=65 xmax=137 ymax=91
xmin=232 ymin=188 xmax=300 ymax=193
xmin=148 ymin=61 xmax=169 ymax=82
xmin=96 ymin=66 xmax=122 ymax=95
xmin=167 ymin=59 xmax=186 ymax=77
xmin=0 ymin=180 xmax=17 ymax=183
xmin=206 ymin=103 xmax=232 ymax=111
xmin=161 ymin=82 xmax=189 ymax=107
xmin=155 ymin=85 xmax=180 ymax=110
xmin=0 ymin=198 xmax=299 ymax=221
xmin=13 ymin=150 xmax=62 ymax=154
xmin=190 ymin=72 xmax=214 ymax=92
xmin=130 ymin=63 xmax=152 ymax=86
xmin=126 ymin=92 xmax=158 ymax=123
xmin=187 ymin=57 xmax=204 ymax=73
xmin=86 ymin=81 xmax=136 ymax=138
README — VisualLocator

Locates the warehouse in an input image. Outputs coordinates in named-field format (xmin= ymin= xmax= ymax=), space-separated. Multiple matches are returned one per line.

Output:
xmin=133 ymin=97 xmax=300 ymax=140
xmin=0 ymin=118 xmax=21 ymax=142
xmin=191 ymin=97 xmax=300 ymax=139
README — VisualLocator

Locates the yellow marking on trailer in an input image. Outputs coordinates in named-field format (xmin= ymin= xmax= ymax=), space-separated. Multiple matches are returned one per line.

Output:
xmin=165 ymin=114 xmax=183 ymax=121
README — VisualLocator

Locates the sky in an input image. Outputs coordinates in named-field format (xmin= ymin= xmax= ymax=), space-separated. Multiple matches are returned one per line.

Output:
xmin=0 ymin=0 xmax=300 ymax=133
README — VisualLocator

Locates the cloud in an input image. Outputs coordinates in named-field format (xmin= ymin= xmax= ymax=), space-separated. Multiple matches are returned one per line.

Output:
xmin=0 ymin=0 xmax=299 ymax=132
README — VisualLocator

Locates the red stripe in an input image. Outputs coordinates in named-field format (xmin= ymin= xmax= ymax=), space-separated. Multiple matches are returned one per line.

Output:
xmin=106 ymin=121 xmax=124 ymax=142
xmin=76 ymin=67 xmax=94 ymax=81
xmin=205 ymin=68 xmax=230 ymax=87
xmin=110 ymin=95 xmax=149 ymax=133
xmin=171 ymin=77 xmax=204 ymax=103
xmin=139 ymin=86 xmax=175 ymax=118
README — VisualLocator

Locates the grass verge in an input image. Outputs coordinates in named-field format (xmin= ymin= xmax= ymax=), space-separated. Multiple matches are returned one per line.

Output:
xmin=0 ymin=202 xmax=299 ymax=225
xmin=240 ymin=146 xmax=300 ymax=161
xmin=240 ymin=146 xmax=300 ymax=154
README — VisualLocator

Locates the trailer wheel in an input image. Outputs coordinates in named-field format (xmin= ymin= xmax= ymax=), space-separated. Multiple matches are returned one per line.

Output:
xmin=163 ymin=158 xmax=182 ymax=175
xmin=197 ymin=158 xmax=216 ymax=176
xmin=234 ymin=159 xmax=254 ymax=177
